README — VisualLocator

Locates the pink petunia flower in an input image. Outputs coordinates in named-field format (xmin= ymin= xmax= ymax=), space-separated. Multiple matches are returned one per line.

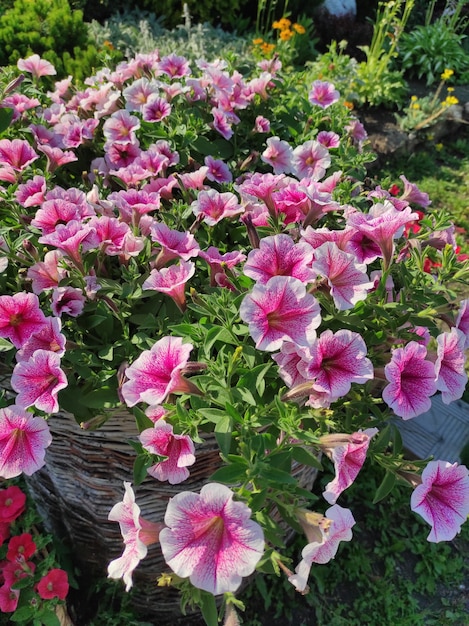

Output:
xmin=243 ymin=234 xmax=315 ymax=285
xmin=108 ymin=482 xmax=163 ymax=591
xmin=346 ymin=202 xmax=419 ymax=268
xmin=17 ymin=54 xmax=56 ymax=79
xmin=14 ymin=175 xmax=46 ymax=207
xmin=298 ymin=329 xmax=374 ymax=406
xmin=51 ymin=286 xmax=86 ymax=317
xmin=410 ymin=460 xmax=469 ymax=542
xmin=455 ymin=299 xmax=469 ymax=349
xmin=6 ymin=532 xmax=36 ymax=562
xmin=272 ymin=341 xmax=311 ymax=389
xmin=317 ymin=130 xmax=340 ymax=149
xmin=382 ymin=341 xmax=437 ymax=419
xmin=142 ymin=95 xmax=172 ymax=122
xmin=321 ymin=429 xmax=379 ymax=504
xmin=311 ymin=243 xmax=374 ymax=310
xmin=121 ymin=336 xmax=196 ymax=407
xmin=288 ymin=505 xmax=355 ymax=592
xmin=198 ymin=247 xmax=246 ymax=287
xmin=0 ymin=585 xmax=20 ymax=612
xmin=142 ymin=261 xmax=195 ymax=312
xmin=38 ymin=220 xmax=96 ymax=267
xmin=140 ymin=420 xmax=196 ymax=484
xmin=27 ymin=250 xmax=68 ymax=295
xmin=102 ymin=110 xmax=141 ymax=144
xmin=0 ymin=406 xmax=52 ymax=478
xmin=308 ymin=80 xmax=340 ymax=108
xmin=434 ymin=328 xmax=468 ymax=404
xmin=11 ymin=349 xmax=68 ymax=413
xmin=292 ymin=140 xmax=331 ymax=180
xmin=254 ymin=115 xmax=270 ymax=133
xmin=0 ymin=138 xmax=39 ymax=171
xmin=204 ymin=155 xmax=233 ymax=184
xmin=0 ymin=292 xmax=46 ymax=348
xmin=239 ymin=275 xmax=321 ymax=351
xmin=150 ymin=222 xmax=200 ymax=268
xmin=399 ymin=175 xmax=431 ymax=208
xmin=191 ymin=189 xmax=243 ymax=226
xmin=261 ymin=136 xmax=294 ymax=175
xmin=37 ymin=569 xmax=69 ymax=600
xmin=159 ymin=483 xmax=264 ymax=595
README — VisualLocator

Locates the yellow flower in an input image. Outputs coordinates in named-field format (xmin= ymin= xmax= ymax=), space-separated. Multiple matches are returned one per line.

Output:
xmin=272 ymin=20 xmax=281 ymax=29
xmin=444 ymin=95 xmax=459 ymax=106
xmin=293 ymin=23 xmax=306 ymax=34
xmin=435 ymin=143 xmax=444 ymax=151
xmin=441 ymin=68 xmax=454 ymax=81
xmin=279 ymin=29 xmax=293 ymax=41
xmin=262 ymin=42 xmax=276 ymax=54
xmin=411 ymin=95 xmax=418 ymax=102
xmin=343 ymin=101 xmax=354 ymax=110
xmin=253 ymin=37 xmax=264 ymax=45
xmin=447 ymin=86 xmax=455 ymax=92
xmin=411 ymin=102 xmax=420 ymax=110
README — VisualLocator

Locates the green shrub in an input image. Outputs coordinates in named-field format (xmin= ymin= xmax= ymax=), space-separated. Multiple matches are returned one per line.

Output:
xmin=0 ymin=0 xmax=113 ymax=81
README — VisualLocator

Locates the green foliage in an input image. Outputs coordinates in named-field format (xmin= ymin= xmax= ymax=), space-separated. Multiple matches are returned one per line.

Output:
xmin=0 ymin=0 xmax=118 ymax=81
xmin=87 ymin=8 xmax=253 ymax=66
xmin=399 ymin=20 xmax=469 ymax=85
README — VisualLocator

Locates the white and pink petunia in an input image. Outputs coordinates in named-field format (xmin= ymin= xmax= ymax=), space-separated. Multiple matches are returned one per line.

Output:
xmin=243 ymin=234 xmax=315 ymax=285
xmin=11 ymin=349 xmax=68 ymax=414
xmin=298 ymin=329 xmax=374 ymax=405
xmin=191 ymin=189 xmax=243 ymax=226
xmin=311 ymin=242 xmax=374 ymax=310
xmin=239 ymin=275 xmax=321 ymax=351
xmin=121 ymin=336 xmax=196 ymax=408
xmin=107 ymin=482 xmax=163 ymax=591
xmin=17 ymin=54 xmax=56 ymax=79
xmin=140 ymin=420 xmax=195 ymax=484
xmin=0 ymin=292 xmax=46 ymax=348
xmin=308 ymin=80 xmax=340 ymax=109
xmin=321 ymin=429 xmax=379 ymax=504
xmin=410 ymin=460 xmax=469 ymax=542
xmin=434 ymin=328 xmax=468 ymax=404
xmin=142 ymin=261 xmax=195 ymax=312
xmin=382 ymin=341 xmax=437 ymax=419
xmin=288 ymin=504 xmax=355 ymax=592
xmin=0 ymin=406 xmax=52 ymax=478
xmin=292 ymin=140 xmax=331 ymax=180
xmin=159 ymin=483 xmax=264 ymax=595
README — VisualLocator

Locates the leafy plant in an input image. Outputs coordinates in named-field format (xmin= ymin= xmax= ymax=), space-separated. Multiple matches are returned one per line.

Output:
xmin=398 ymin=0 xmax=469 ymax=85
xmin=0 ymin=0 xmax=111 ymax=81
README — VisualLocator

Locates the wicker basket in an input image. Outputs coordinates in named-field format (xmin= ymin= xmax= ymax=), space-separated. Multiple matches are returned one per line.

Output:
xmin=1 ymin=364 xmax=319 ymax=623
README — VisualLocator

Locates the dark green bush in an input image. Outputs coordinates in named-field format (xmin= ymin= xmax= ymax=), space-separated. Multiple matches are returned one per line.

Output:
xmin=0 ymin=0 xmax=115 ymax=80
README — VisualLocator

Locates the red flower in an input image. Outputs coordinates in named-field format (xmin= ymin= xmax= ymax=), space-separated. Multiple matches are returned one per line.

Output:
xmin=6 ymin=533 xmax=36 ymax=562
xmin=0 ymin=486 xmax=26 ymax=523
xmin=37 ymin=569 xmax=69 ymax=600
xmin=2 ymin=560 xmax=36 ymax=587
xmin=0 ymin=584 xmax=19 ymax=612
xmin=388 ymin=183 xmax=400 ymax=196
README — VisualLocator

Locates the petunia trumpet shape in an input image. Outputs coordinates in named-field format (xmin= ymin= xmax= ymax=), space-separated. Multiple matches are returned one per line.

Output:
xmin=0 ymin=292 xmax=46 ymax=348
xmin=288 ymin=504 xmax=355 ymax=593
xmin=382 ymin=341 xmax=437 ymax=419
xmin=0 ymin=406 xmax=51 ymax=478
xmin=239 ymin=275 xmax=321 ymax=352
xmin=159 ymin=483 xmax=264 ymax=595
xmin=139 ymin=420 xmax=195 ymax=484
xmin=11 ymin=349 xmax=68 ymax=414
xmin=410 ymin=460 xmax=469 ymax=542
xmin=434 ymin=328 xmax=468 ymax=404
xmin=321 ymin=429 xmax=379 ymax=504
xmin=108 ymin=482 xmax=163 ymax=591
xmin=121 ymin=336 xmax=199 ymax=407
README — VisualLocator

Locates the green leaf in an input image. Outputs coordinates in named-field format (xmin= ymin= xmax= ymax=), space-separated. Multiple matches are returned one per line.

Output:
xmin=0 ymin=107 xmax=13 ymax=134
xmin=291 ymin=446 xmax=323 ymax=470
xmin=200 ymin=592 xmax=219 ymax=626
xmin=11 ymin=606 xmax=34 ymax=621
xmin=260 ymin=465 xmax=297 ymax=485
xmin=215 ymin=415 xmax=232 ymax=457
xmin=373 ymin=470 xmax=396 ymax=504
xmin=0 ymin=337 xmax=14 ymax=352
xmin=133 ymin=453 xmax=152 ymax=486
xmin=133 ymin=406 xmax=154 ymax=433
xmin=80 ymin=386 xmax=118 ymax=408
xmin=209 ymin=463 xmax=247 ymax=484
xmin=36 ymin=609 xmax=61 ymax=626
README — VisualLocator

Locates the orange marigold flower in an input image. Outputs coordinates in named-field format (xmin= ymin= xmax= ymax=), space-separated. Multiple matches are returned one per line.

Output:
xmin=279 ymin=29 xmax=293 ymax=41
xmin=343 ymin=101 xmax=354 ymax=110
xmin=293 ymin=23 xmax=306 ymax=34
xmin=253 ymin=37 xmax=264 ymax=45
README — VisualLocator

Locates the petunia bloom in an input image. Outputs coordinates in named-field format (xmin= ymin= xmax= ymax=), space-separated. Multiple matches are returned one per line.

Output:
xmin=434 ymin=328 xmax=468 ymax=404
xmin=288 ymin=504 xmax=355 ymax=592
xmin=11 ymin=349 xmax=68 ymax=414
xmin=321 ymin=429 xmax=379 ymax=504
xmin=191 ymin=189 xmax=243 ymax=226
xmin=0 ymin=406 xmax=52 ymax=478
xmin=17 ymin=54 xmax=56 ymax=79
xmin=0 ymin=485 xmax=26 ymax=523
xmin=410 ymin=460 xmax=469 ymax=542
xmin=0 ymin=292 xmax=46 ymax=348
xmin=121 ymin=336 xmax=197 ymax=407
xmin=139 ymin=420 xmax=195 ymax=484
xmin=239 ymin=275 xmax=321 ymax=352
xmin=382 ymin=341 xmax=437 ymax=419
xmin=160 ymin=483 xmax=264 ymax=595
xmin=37 ymin=569 xmax=69 ymax=600
xmin=142 ymin=261 xmax=195 ymax=312
xmin=308 ymin=80 xmax=340 ymax=109
xmin=108 ymin=482 xmax=163 ymax=591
